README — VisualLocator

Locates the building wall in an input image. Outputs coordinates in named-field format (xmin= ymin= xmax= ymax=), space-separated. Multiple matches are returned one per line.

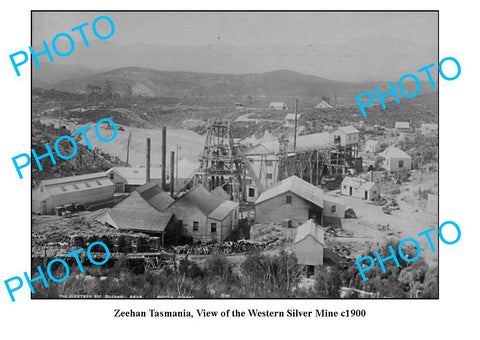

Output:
xmin=385 ymin=157 xmax=412 ymax=172
xmin=332 ymin=130 xmax=359 ymax=146
xmin=255 ymin=192 xmax=319 ymax=226
xmin=33 ymin=185 xmax=114 ymax=214
xmin=167 ymin=200 xmax=208 ymax=243
xmin=341 ymin=183 xmax=380 ymax=201
xmin=323 ymin=199 xmax=345 ymax=218
xmin=294 ymin=236 xmax=324 ymax=266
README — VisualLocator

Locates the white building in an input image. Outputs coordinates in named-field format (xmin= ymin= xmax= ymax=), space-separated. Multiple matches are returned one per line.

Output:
xmin=269 ymin=102 xmax=288 ymax=110
xmin=381 ymin=146 xmax=412 ymax=173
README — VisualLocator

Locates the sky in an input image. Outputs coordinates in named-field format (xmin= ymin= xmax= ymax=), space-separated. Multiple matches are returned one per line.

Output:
xmin=32 ymin=11 xmax=438 ymax=82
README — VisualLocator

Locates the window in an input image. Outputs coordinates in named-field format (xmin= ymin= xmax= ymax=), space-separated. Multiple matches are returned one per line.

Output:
xmin=60 ymin=186 xmax=67 ymax=192
xmin=211 ymin=223 xmax=217 ymax=233
xmin=235 ymin=210 xmax=237 ymax=220
xmin=265 ymin=160 xmax=273 ymax=166
xmin=331 ymin=205 xmax=336 ymax=213
xmin=96 ymin=180 xmax=102 ymax=185
xmin=266 ymin=173 xmax=273 ymax=179
xmin=193 ymin=221 xmax=199 ymax=231
xmin=73 ymin=184 xmax=79 ymax=190
xmin=373 ymin=191 xmax=377 ymax=195
xmin=109 ymin=172 xmax=114 ymax=180
xmin=85 ymin=182 xmax=91 ymax=188
xmin=343 ymin=185 xmax=347 ymax=189
xmin=246 ymin=178 xmax=252 ymax=185
xmin=248 ymin=188 xmax=255 ymax=197
xmin=399 ymin=160 xmax=404 ymax=168
xmin=248 ymin=158 xmax=255 ymax=163
xmin=286 ymin=195 xmax=292 ymax=204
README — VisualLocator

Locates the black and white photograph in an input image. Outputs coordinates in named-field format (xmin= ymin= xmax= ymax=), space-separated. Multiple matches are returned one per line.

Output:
xmin=30 ymin=11 xmax=439 ymax=299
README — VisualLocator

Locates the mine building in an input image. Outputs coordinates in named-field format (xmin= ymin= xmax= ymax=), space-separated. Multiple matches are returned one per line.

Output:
xmin=107 ymin=167 xmax=162 ymax=193
xmin=255 ymin=175 xmax=345 ymax=226
xmin=166 ymin=184 xmax=239 ymax=243
xmin=32 ymin=172 xmax=114 ymax=215
xmin=269 ymin=102 xmax=288 ymax=110
xmin=97 ymin=182 xmax=175 ymax=244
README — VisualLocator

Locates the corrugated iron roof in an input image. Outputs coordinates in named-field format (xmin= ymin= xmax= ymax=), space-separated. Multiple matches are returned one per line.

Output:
xmin=336 ymin=126 xmax=359 ymax=134
xmin=41 ymin=172 xmax=109 ymax=186
xmin=255 ymin=175 xmax=324 ymax=208
xmin=315 ymin=100 xmax=332 ymax=109
xmin=136 ymin=181 xmax=174 ymax=212
xmin=342 ymin=177 xmax=378 ymax=191
xmin=108 ymin=167 xmax=162 ymax=185
xmin=211 ymin=186 xmax=230 ymax=201
xmin=381 ymin=146 xmax=411 ymax=159
xmin=180 ymin=184 xmax=226 ymax=216
xmin=295 ymin=219 xmax=324 ymax=245
xmin=107 ymin=208 xmax=173 ymax=233
xmin=208 ymin=200 xmax=238 ymax=221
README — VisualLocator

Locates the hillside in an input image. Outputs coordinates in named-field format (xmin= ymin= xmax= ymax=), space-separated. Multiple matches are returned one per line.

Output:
xmin=32 ymin=120 xmax=128 ymax=186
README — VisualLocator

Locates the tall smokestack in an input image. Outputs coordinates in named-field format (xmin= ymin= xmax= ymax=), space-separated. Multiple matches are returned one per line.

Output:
xmin=170 ymin=151 xmax=175 ymax=198
xmin=146 ymin=138 xmax=151 ymax=182
xmin=162 ymin=126 xmax=167 ymax=190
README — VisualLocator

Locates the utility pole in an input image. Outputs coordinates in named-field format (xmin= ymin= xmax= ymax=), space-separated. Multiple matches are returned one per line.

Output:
xmin=126 ymin=131 xmax=131 ymax=164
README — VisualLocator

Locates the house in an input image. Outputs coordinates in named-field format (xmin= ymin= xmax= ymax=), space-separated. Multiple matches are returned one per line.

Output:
xmin=97 ymin=182 xmax=175 ymax=243
xmin=166 ymin=185 xmax=239 ymax=243
xmin=315 ymin=100 xmax=332 ymax=109
xmin=32 ymin=172 xmax=114 ymax=215
xmin=284 ymin=113 xmax=301 ymax=127
xmin=330 ymin=126 xmax=360 ymax=146
xmin=421 ymin=123 xmax=438 ymax=135
xmin=107 ymin=167 xmax=162 ymax=193
xmin=365 ymin=140 xmax=381 ymax=153
xmin=269 ymin=102 xmax=288 ymax=110
xmin=381 ymin=147 xmax=412 ymax=173
xmin=341 ymin=177 xmax=380 ymax=200
xmin=395 ymin=122 xmax=411 ymax=133
xmin=294 ymin=219 xmax=325 ymax=269
xmin=255 ymin=175 xmax=345 ymax=226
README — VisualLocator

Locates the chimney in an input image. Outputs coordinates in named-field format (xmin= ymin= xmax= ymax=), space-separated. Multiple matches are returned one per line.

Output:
xmin=146 ymin=138 xmax=151 ymax=182
xmin=170 ymin=151 xmax=175 ymax=198
xmin=162 ymin=126 xmax=167 ymax=190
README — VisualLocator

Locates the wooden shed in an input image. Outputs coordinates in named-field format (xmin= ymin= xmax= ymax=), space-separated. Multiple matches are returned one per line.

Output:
xmin=107 ymin=167 xmax=162 ymax=193
xmin=32 ymin=172 xmax=114 ymax=215
xmin=294 ymin=219 xmax=324 ymax=267
xmin=255 ymin=175 xmax=345 ymax=226
xmin=341 ymin=177 xmax=380 ymax=200
xmin=167 ymin=185 xmax=239 ymax=243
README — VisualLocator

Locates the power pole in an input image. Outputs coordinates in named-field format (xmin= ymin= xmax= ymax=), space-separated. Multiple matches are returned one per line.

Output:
xmin=126 ymin=131 xmax=131 ymax=164
xmin=294 ymin=98 xmax=298 ymax=152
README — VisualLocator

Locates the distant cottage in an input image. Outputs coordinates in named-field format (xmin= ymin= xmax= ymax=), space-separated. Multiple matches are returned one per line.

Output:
xmin=421 ymin=123 xmax=438 ymax=135
xmin=381 ymin=146 xmax=412 ymax=173
xmin=32 ymin=172 xmax=114 ymax=214
xmin=341 ymin=177 xmax=380 ymax=200
xmin=284 ymin=113 xmax=301 ymax=127
xmin=331 ymin=126 xmax=360 ymax=146
xmin=365 ymin=140 xmax=381 ymax=153
xmin=395 ymin=122 xmax=411 ymax=133
xmin=315 ymin=100 xmax=332 ymax=109
xmin=269 ymin=102 xmax=288 ymax=110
